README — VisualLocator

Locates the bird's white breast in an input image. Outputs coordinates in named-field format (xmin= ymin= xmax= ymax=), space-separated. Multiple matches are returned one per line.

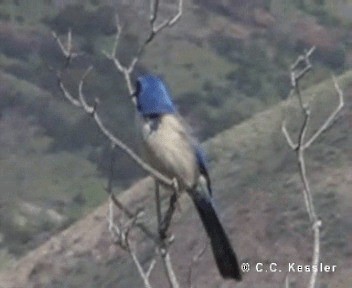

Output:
xmin=136 ymin=114 xmax=199 ymax=190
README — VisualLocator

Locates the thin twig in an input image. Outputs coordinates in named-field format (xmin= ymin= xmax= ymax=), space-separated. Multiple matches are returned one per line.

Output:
xmin=103 ymin=0 xmax=183 ymax=95
xmin=52 ymin=29 xmax=81 ymax=68
xmin=282 ymin=121 xmax=298 ymax=150
xmin=111 ymin=15 xmax=123 ymax=69
xmin=146 ymin=259 xmax=157 ymax=278
xmin=304 ymin=76 xmax=344 ymax=148
xmin=159 ymin=183 xmax=180 ymax=240
xmin=161 ymin=251 xmax=180 ymax=288
xmin=109 ymin=194 xmax=159 ymax=244
xmin=57 ymin=73 xmax=82 ymax=107
xmin=150 ymin=0 xmax=159 ymax=24
xmin=108 ymin=203 xmax=156 ymax=288
xmin=130 ymin=251 xmax=154 ymax=288
xmin=133 ymin=0 xmax=183 ymax=63
xmin=107 ymin=194 xmax=157 ymax=288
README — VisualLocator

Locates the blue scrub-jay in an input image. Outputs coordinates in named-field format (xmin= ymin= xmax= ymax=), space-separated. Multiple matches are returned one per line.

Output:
xmin=134 ymin=75 xmax=242 ymax=281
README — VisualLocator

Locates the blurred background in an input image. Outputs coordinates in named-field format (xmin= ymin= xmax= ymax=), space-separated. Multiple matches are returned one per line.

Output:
xmin=0 ymin=0 xmax=351 ymax=287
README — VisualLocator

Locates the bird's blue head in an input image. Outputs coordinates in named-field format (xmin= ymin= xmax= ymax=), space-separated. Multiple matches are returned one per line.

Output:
xmin=135 ymin=75 xmax=176 ymax=116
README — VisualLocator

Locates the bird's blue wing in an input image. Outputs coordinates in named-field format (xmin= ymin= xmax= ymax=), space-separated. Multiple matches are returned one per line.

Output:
xmin=194 ymin=145 xmax=212 ymax=196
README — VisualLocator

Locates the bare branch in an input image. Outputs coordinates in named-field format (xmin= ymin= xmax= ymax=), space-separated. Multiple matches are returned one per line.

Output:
xmin=107 ymin=198 xmax=123 ymax=247
xmin=107 ymin=198 xmax=145 ymax=249
xmin=284 ymin=47 xmax=317 ymax=220
xmin=154 ymin=180 xmax=180 ymax=288
xmin=304 ymin=76 xmax=344 ymax=148
xmin=52 ymin=30 xmax=70 ymax=58
xmin=125 ymin=210 xmax=145 ymax=239
xmin=153 ymin=0 xmax=183 ymax=32
xmin=290 ymin=46 xmax=316 ymax=111
xmin=112 ymin=15 xmax=123 ymax=60
xmin=53 ymin=31 xmax=82 ymax=107
xmin=290 ymin=46 xmax=316 ymax=85
xmin=296 ymin=108 xmax=315 ymax=221
xmin=146 ymin=259 xmax=157 ymax=278
xmin=103 ymin=0 xmax=183 ymax=96
xmin=159 ymin=185 xmax=180 ymax=240
xmin=130 ymin=250 xmax=154 ymax=288
xmin=102 ymin=14 xmax=135 ymax=93
xmin=110 ymin=194 xmax=160 ymax=244
xmin=131 ymin=0 xmax=183 ymax=71
xmin=155 ymin=179 xmax=181 ymax=239
xmin=150 ymin=0 xmax=159 ymax=24
xmin=155 ymin=181 xmax=162 ymax=232
xmin=102 ymin=15 xmax=124 ymax=73
xmin=57 ymin=73 xmax=82 ymax=107
xmin=161 ymin=251 xmax=180 ymax=288
xmin=107 ymin=196 xmax=157 ymax=288
xmin=282 ymin=47 xmax=344 ymax=288
xmin=282 ymin=121 xmax=298 ymax=150
xmin=78 ymin=66 xmax=95 ymax=114
xmin=105 ymin=147 xmax=177 ymax=288
xmin=298 ymin=147 xmax=315 ymax=222
xmin=309 ymin=220 xmax=322 ymax=288
xmin=169 ymin=0 xmax=183 ymax=26
xmin=105 ymin=143 xmax=160 ymax=245
xmin=52 ymin=29 xmax=81 ymax=67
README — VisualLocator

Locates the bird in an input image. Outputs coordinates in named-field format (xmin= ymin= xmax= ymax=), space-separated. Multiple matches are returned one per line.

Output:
xmin=133 ymin=74 xmax=242 ymax=281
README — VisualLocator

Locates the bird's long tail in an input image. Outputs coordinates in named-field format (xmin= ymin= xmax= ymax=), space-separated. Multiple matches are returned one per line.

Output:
xmin=190 ymin=190 xmax=242 ymax=281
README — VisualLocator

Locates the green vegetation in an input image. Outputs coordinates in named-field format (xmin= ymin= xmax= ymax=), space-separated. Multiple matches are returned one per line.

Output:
xmin=0 ymin=108 xmax=106 ymax=256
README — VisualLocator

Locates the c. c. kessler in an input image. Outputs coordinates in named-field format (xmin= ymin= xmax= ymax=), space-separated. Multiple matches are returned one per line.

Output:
xmin=288 ymin=262 xmax=337 ymax=273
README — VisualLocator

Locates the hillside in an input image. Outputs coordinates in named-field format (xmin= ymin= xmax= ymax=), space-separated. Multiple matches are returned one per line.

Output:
xmin=0 ymin=71 xmax=351 ymax=287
